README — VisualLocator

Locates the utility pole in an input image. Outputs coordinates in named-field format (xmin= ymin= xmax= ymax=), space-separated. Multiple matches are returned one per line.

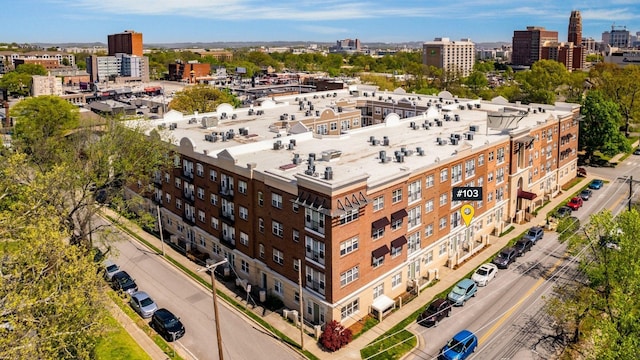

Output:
xmin=156 ymin=205 xmax=165 ymax=257
xmin=629 ymin=176 xmax=633 ymax=211
xmin=298 ymin=259 xmax=304 ymax=350
xmin=201 ymin=259 xmax=228 ymax=360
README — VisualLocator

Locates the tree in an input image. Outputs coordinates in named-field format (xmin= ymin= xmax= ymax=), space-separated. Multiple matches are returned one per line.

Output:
xmin=465 ymin=70 xmax=489 ymax=95
xmin=515 ymin=60 xmax=569 ymax=104
xmin=169 ymin=84 xmax=239 ymax=114
xmin=0 ymin=153 xmax=109 ymax=360
xmin=589 ymin=63 xmax=640 ymax=137
xmin=15 ymin=63 xmax=47 ymax=75
xmin=579 ymin=90 xmax=630 ymax=159
xmin=319 ymin=320 xmax=353 ymax=351
xmin=546 ymin=210 xmax=640 ymax=359
xmin=0 ymin=71 xmax=32 ymax=97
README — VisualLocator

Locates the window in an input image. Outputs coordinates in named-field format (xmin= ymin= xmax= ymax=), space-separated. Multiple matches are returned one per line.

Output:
xmin=197 ymin=187 xmax=204 ymax=200
xmin=496 ymin=187 xmax=505 ymax=201
xmin=330 ymin=122 xmax=337 ymax=131
xmin=259 ymin=244 xmax=265 ymax=258
xmin=210 ymin=169 xmax=217 ymax=181
xmin=340 ymin=208 xmax=359 ymax=225
xmin=372 ymin=254 xmax=384 ymax=268
xmin=164 ymin=172 xmax=170 ymax=183
xmin=391 ymin=216 xmax=403 ymax=231
xmin=257 ymin=191 xmax=264 ymax=206
xmin=305 ymin=208 xmax=325 ymax=234
xmin=371 ymin=222 xmax=387 ymax=238
xmin=488 ymin=151 xmax=494 ymax=161
xmin=165 ymin=193 xmax=171 ymax=204
xmin=407 ymin=232 xmax=421 ymax=254
xmin=293 ymin=258 xmax=300 ymax=272
xmin=211 ymin=217 xmax=219 ymax=230
xmin=425 ymin=223 xmax=434 ymax=237
xmin=241 ymin=259 xmax=249 ymax=273
xmin=340 ymin=237 xmax=359 ymax=256
xmin=408 ymin=179 xmax=421 ymax=202
xmin=306 ymin=266 xmax=325 ymax=294
xmin=439 ymin=242 xmax=447 ymax=256
xmin=451 ymin=164 xmax=462 ymax=184
xmin=176 ymin=199 xmax=182 ymax=209
xmin=258 ymin=218 xmax=264 ymax=233
xmin=488 ymin=192 xmax=494 ymax=202
xmin=391 ymin=243 xmax=402 ymax=257
xmin=488 ymin=172 xmax=494 ymax=182
xmin=238 ymin=180 xmax=247 ymax=194
xmin=451 ymin=212 xmax=462 ymax=228
xmin=198 ymin=210 xmax=205 ymax=222
xmin=272 ymin=221 xmax=284 ymax=237
xmin=497 ymin=147 xmax=505 ymax=163
xmin=440 ymin=168 xmax=448 ymax=183
xmin=425 ymin=198 xmax=434 ymax=213
xmin=210 ymin=193 xmax=218 ymax=206
xmin=496 ymin=167 xmax=504 ymax=183
xmin=175 ymin=178 xmax=181 ymax=189
xmin=439 ymin=216 xmax=447 ymax=230
xmin=341 ymin=298 xmax=359 ymax=319
xmin=199 ymin=235 xmax=205 ymax=247
xmin=407 ymin=206 xmax=421 ymax=228
xmin=392 ymin=189 xmax=402 ymax=203
xmin=240 ymin=232 xmax=249 ymax=246
xmin=465 ymin=159 xmax=475 ymax=178
xmin=273 ymin=249 xmax=284 ymax=265
xmin=293 ymin=229 xmax=300 ymax=242
xmin=305 ymin=236 xmax=325 ymax=265
xmin=294 ymin=291 xmax=300 ymax=303
xmin=426 ymin=174 xmax=434 ymax=188
xmin=478 ymin=154 xmax=484 ymax=166
xmin=373 ymin=196 xmax=384 ymax=211
xmin=373 ymin=284 xmax=384 ymax=299
xmin=439 ymin=193 xmax=448 ymax=206
xmin=271 ymin=193 xmax=283 ymax=208
xmin=292 ymin=202 xmax=299 ymax=212
xmin=274 ymin=279 xmax=283 ymax=295
xmin=196 ymin=163 xmax=204 ymax=177
xmin=340 ymin=266 xmax=359 ymax=286
xmin=239 ymin=206 xmax=248 ymax=220
xmin=391 ymin=273 xmax=402 ymax=288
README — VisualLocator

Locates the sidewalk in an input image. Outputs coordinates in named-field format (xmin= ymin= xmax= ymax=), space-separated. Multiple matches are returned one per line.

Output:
xmin=101 ymin=175 xmax=590 ymax=360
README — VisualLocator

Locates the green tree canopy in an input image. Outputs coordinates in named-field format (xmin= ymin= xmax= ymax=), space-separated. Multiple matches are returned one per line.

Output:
xmin=169 ymin=84 xmax=239 ymax=113
xmin=589 ymin=63 xmax=640 ymax=136
xmin=515 ymin=59 xmax=569 ymax=104
xmin=579 ymin=90 xmax=630 ymax=159
xmin=15 ymin=63 xmax=47 ymax=75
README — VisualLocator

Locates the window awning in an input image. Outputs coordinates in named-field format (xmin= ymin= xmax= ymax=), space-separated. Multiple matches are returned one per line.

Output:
xmin=391 ymin=209 xmax=408 ymax=221
xmin=372 ymin=217 xmax=390 ymax=230
xmin=371 ymin=294 xmax=395 ymax=313
xmin=516 ymin=135 xmax=535 ymax=144
xmin=372 ymin=245 xmax=390 ymax=258
xmin=517 ymin=190 xmax=537 ymax=200
xmin=391 ymin=236 xmax=408 ymax=248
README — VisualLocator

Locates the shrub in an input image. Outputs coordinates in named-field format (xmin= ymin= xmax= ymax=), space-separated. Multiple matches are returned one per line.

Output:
xmin=319 ymin=320 xmax=353 ymax=352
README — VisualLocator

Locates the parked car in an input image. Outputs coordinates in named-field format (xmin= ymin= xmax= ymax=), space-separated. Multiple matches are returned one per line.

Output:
xmin=129 ymin=291 xmax=158 ymax=318
xmin=492 ymin=247 xmax=518 ymax=269
xmin=554 ymin=206 xmax=573 ymax=219
xmin=523 ymin=226 xmax=544 ymax=244
xmin=102 ymin=260 xmax=120 ymax=281
xmin=151 ymin=308 xmax=185 ymax=341
xmin=566 ymin=197 xmax=584 ymax=210
xmin=580 ymin=189 xmax=593 ymax=201
xmin=447 ymin=279 xmax=478 ymax=306
xmin=111 ymin=271 xmax=138 ymax=295
xmin=417 ymin=298 xmax=452 ymax=327
xmin=439 ymin=329 xmax=478 ymax=360
xmin=471 ymin=263 xmax=498 ymax=287
xmin=514 ymin=238 xmax=534 ymax=256
xmin=634 ymin=148 xmax=640 ymax=155
xmin=589 ymin=179 xmax=604 ymax=190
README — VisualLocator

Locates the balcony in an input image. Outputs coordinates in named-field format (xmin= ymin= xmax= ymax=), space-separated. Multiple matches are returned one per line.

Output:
xmin=152 ymin=195 xmax=163 ymax=205
xmin=181 ymin=169 xmax=194 ymax=182
xmin=152 ymin=175 xmax=163 ymax=188
xmin=219 ymin=208 xmax=235 ymax=225
xmin=220 ymin=187 xmax=234 ymax=200
xmin=220 ymin=234 xmax=236 ymax=249
xmin=305 ymin=279 xmax=326 ymax=295
xmin=183 ymin=213 xmax=196 ymax=225
xmin=305 ymin=249 xmax=325 ymax=266
xmin=183 ymin=191 xmax=195 ymax=204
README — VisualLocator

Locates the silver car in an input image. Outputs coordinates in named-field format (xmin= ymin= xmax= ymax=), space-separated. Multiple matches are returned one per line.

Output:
xmin=129 ymin=291 xmax=158 ymax=318
xmin=103 ymin=260 xmax=121 ymax=281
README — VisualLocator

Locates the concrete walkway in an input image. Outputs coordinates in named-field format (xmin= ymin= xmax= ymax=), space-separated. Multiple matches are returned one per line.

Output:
xmin=101 ymin=175 xmax=590 ymax=360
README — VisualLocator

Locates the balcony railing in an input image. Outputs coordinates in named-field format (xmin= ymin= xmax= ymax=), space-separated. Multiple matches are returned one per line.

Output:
xmin=221 ymin=235 xmax=236 ymax=249
xmin=305 ymin=279 xmax=326 ymax=295
xmin=183 ymin=213 xmax=196 ymax=225
xmin=219 ymin=208 xmax=235 ymax=224
xmin=305 ymin=249 xmax=325 ymax=265
xmin=220 ymin=187 xmax=234 ymax=200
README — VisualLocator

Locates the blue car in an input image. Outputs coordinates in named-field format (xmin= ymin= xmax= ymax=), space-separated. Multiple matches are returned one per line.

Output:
xmin=439 ymin=329 xmax=478 ymax=360
xmin=589 ymin=179 xmax=604 ymax=190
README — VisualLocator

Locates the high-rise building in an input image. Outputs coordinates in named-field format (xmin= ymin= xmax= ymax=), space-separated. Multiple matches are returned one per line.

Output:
xmin=568 ymin=10 xmax=585 ymax=70
xmin=108 ymin=30 xmax=143 ymax=57
xmin=422 ymin=38 xmax=475 ymax=77
xmin=512 ymin=27 xmax=558 ymax=66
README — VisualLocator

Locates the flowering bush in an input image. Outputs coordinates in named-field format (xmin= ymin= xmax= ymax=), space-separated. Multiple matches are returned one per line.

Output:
xmin=319 ymin=320 xmax=353 ymax=352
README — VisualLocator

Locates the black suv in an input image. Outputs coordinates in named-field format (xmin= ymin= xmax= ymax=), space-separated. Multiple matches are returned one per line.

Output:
xmin=417 ymin=298 xmax=452 ymax=327
xmin=514 ymin=238 xmax=534 ymax=256
xmin=111 ymin=271 xmax=138 ymax=295
xmin=492 ymin=247 xmax=518 ymax=269
xmin=151 ymin=308 xmax=185 ymax=341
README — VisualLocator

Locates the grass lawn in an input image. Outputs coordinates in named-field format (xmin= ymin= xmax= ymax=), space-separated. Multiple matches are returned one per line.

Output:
xmin=94 ymin=315 xmax=151 ymax=360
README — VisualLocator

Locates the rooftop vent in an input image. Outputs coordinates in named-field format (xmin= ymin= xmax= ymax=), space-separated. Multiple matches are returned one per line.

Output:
xmin=383 ymin=136 xmax=390 ymax=146
xmin=324 ymin=167 xmax=333 ymax=180
xmin=169 ymin=123 xmax=177 ymax=130
xmin=450 ymin=138 xmax=459 ymax=145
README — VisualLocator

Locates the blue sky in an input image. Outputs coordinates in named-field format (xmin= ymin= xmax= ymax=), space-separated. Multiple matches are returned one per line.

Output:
xmin=4 ymin=0 xmax=639 ymax=45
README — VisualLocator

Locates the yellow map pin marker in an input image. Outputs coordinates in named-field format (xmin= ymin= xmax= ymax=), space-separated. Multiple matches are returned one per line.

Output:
xmin=461 ymin=204 xmax=474 ymax=227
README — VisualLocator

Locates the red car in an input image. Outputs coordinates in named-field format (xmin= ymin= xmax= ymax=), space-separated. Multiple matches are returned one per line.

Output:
xmin=567 ymin=197 xmax=583 ymax=210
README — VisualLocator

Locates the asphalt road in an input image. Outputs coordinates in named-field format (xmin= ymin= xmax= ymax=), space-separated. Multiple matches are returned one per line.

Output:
xmin=97 ymin=217 xmax=303 ymax=360
xmin=407 ymin=164 xmax=636 ymax=360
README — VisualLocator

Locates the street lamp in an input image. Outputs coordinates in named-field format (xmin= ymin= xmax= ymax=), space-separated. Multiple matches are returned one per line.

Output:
xmin=201 ymin=258 xmax=228 ymax=360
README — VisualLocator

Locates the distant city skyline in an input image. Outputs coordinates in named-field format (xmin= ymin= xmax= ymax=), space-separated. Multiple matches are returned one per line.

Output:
xmin=4 ymin=1 xmax=639 ymax=45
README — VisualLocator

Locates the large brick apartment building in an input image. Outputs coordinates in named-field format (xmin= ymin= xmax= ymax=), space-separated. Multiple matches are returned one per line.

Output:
xmin=127 ymin=86 xmax=580 ymax=328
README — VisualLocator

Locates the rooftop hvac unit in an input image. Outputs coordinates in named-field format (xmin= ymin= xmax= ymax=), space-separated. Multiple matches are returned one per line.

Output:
xmin=169 ymin=123 xmax=177 ymax=130
xmin=465 ymin=133 xmax=474 ymax=140
xmin=372 ymin=139 xmax=380 ymax=146
xmin=337 ymin=107 xmax=342 ymax=112
xmin=309 ymin=153 xmax=316 ymax=160
xmin=438 ymin=139 xmax=447 ymax=146
xmin=396 ymin=154 xmax=404 ymax=163
xmin=459 ymin=105 xmax=465 ymax=110
xmin=273 ymin=141 xmax=283 ymax=150
xmin=475 ymin=103 xmax=481 ymax=108
xmin=454 ymin=114 xmax=460 ymax=121
xmin=188 ymin=117 xmax=197 ymax=124
xmin=204 ymin=134 xmax=213 ymax=142
xmin=315 ymin=110 xmax=320 ymax=116
xmin=212 ymin=134 xmax=219 ymax=142
xmin=290 ymin=115 xmax=295 ymax=120
xmin=310 ymin=104 xmax=314 ymax=110
xmin=450 ymin=138 xmax=459 ymax=145
xmin=417 ymin=148 xmax=425 ymax=156
xmin=444 ymin=114 xmax=450 ymax=121
xmin=451 ymin=133 xmax=461 ymax=140
xmin=248 ymin=109 xmax=255 ymax=115
xmin=383 ymin=136 xmax=390 ymax=146
xmin=436 ymin=120 xmax=443 ymax=127
xmin=469 ymin=125 xmax=478 ymax=132
xmin=290 ymin=139 xmax=296 ymax=146
xmin=231 ymin=114 xmax=237 ymax=119
xmin=410 ymin=121 xmax=415 ymax=128
xmin=324 ymin=167 xmax=333 ymax=180
xmin=404 ymin=150 xmax=414 ymax=156
xmin=467 ymin=104 xmax=473 ymax=110
xmin=288 ymin=143 xmax=294 ymax=150
xmin=369 ymin=136 xmax=375 ymax=143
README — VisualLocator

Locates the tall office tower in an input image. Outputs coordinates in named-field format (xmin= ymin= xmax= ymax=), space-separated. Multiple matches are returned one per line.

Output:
xmin=512 ymin=27 xmax=558 ymax=66
xmin=108 ymin=30 xmax=143 ymax=57
xmin=422 ymin=37 xmax=475 ymax=77
xmin=568 ymin=10 xmax=585 ymax=70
